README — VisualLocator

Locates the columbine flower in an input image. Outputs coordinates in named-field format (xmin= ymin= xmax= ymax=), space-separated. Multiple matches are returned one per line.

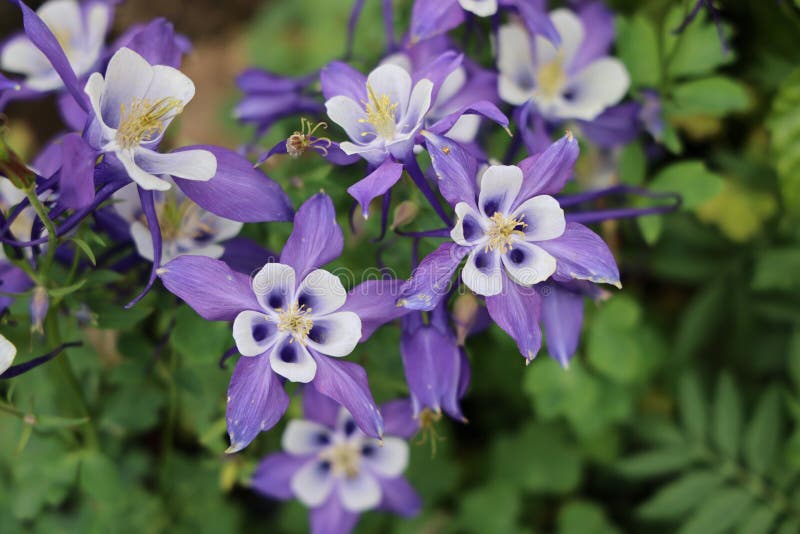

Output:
xmin=0 ymin=0 xmax=112 ymax=92
xmin=84 ymin=47 xmax=216 ymax=191
xmin=0 ymin=178 xmax=35 ymax=312
xmin=158 ymin=193 xmax=406 ymax=451
xmin=400 ymin=132 xmax=621 ymax=362
xmin=252 ymin=388 xmax=421 ymax=534
xmin=497 ymin=6 xmax=629 ymax=122
xmin=111 ymin=182 xmax=242 ymax=264
xmin=0 ymin=334 xmax=16 ymax=375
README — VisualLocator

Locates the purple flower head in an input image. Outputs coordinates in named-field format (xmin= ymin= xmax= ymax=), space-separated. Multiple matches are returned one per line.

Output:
xmin=0 ymin=0 xmax=113 ymax=93
xmin=158 ymin=193 xmax=405 ymax=452
xmin=401 ymin=302 xmax=470 ymax=422
xmin=252 ymin=388 xmax=421 ymax=534
xmin=498 ymin=5 xmax=629 ymax=122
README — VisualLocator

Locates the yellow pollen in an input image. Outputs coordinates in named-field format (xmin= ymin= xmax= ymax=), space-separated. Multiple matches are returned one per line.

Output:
xmin=358 ymin=84 xmax=398 ymax=140
xmin=116 ymin=97 xmax=184 ymax=150
xmin=286 ymin=117 xmax=332 ymax=158
xmin=276 ymin=303 xmax=313 ymax=343
xmin=536 ymin=55 xmax=567 ymax=100
xmin=319 ymin=442 xmax=361 ymax=478
xmin=485 ymin=211 xmax=527 ymax=253
xmin=416 ymin=408 xmax=444 ymax=457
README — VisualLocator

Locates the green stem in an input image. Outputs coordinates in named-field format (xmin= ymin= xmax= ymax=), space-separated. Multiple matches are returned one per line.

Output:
xmin=24 ymin=186 xmax=58 ymax=276
xmin=159 ymin=347 xmax=178 ymax=490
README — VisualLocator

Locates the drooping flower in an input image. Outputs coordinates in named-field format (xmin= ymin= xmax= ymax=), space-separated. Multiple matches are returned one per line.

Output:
xmin=0 ymin=333 xmax=16 ymax=375
xmin=252 ymin=387 xmax=421 ymax=534
xmin=158 ymin=193 xmax=406 ymax=451
xmin=0 ymin=0 xmax=112 ymax=93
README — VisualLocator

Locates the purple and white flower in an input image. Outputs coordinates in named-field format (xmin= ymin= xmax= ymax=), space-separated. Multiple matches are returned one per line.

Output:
xmin=0 ymin=0 xmax=112 ymax=92
xmin=253 ymin=388 xmax=421 ymax=534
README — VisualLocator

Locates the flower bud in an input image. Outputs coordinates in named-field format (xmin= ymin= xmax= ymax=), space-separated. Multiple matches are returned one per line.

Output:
xmin=390 ymin=201 xmax=419 ymax=230
xmin=29 ymin=286 xmax=49 ymax=335
xmin=453 ymin=293 xmax=479 ymax=346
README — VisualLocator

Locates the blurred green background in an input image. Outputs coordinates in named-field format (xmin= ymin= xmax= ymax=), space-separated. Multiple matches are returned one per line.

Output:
xmin=2 ymin=0 xmax=800 ymax=532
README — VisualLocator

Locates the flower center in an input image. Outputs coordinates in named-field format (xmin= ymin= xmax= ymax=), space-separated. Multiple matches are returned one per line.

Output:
xmin=116 ymin=97 xmax=184 ymax=150
xmin=485 ymin=211 xmax=527 ymax=252
xmin=319 ymin=441 xmax=361 ymax=479
xmin=359 ymin=84 xmax=398 ymax=140
xmin=276 ymin=303 xmax=314 ymax=342
xmin=536 ymin=56 xmax=567 ymax=100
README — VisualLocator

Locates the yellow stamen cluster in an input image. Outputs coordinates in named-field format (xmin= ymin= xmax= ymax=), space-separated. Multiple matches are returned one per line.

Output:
xmin=536 ymin=55 xmax=567 ymax=100
xmin=286 ymin=118 xmax=332 ymax=158
xmin=485 ymin=212 xmax=527 ymax=253
xmin=359 ymin=84 xmax=398 ymax=140
xmin=319 ymin=442 xmax=362 ymax=478
xmin=276 ymin=303 xmax=314 ymax=343
xmin=116 ymin=97 xmax=184 ymax=149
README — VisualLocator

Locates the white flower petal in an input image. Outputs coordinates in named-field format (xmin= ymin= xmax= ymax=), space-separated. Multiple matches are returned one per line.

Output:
xmin=451 ymin=202 xmax=487 ymax=246
xmin=546 ymin=9 xmax=585 ymax=68
xmin=38 ymin=0 xmax=83 ymax=39
xmin=478 ymin=165 xmax=523 ymax=218
xmin=306 ymin=311 xmax=362 ymax=358
xmin=145 ymin=65 xmax=196 ymax=107
xmin=233 ymin=310 xmax=280 ymax=357
xmin=458 ymin=0 xmax=498 ymax=17
xmin=84 ymin=72 xmax=116 ymax=141
xmin=296 ymin=269 xmax=347 ymax=317
xmin=367 ymin=64 xmax=412 ymax=116
xmin=136 ymin=148 xmax=216 ymax=182
xmin=101 ymin=48 xmax=155 ymax=128
xmin=252 ymin=262 xmax=296 ymax=312
xmin=0 ymin=333 xmax=17 ymax=375
xmin=401 ymin=79 xmax=433 ymax=135
xmin=269 ymin=338 xmax=317 ymax=383
xmin=338 ymin=470 xmax=382 ymax=513
xmin=462 ymin=248 xmax=503 ymax=296
xmin=497 ymin=24 xmax=536 ymax=106
xmin=130 ymin=221 xmax=155 ymax=262
xmin=361 ymin=437 xmax=409 ymax=478
xmin=116 ymin=149 xmax=171 ymax=191
xmin=512 ymin=195 xmax=566 ymax=242
xmin=291 ymin=460 xmax=335 ymax=507
xmin=325 ymin=96 xmax=370 ymax=143
xmin=563 ymin=58 xmax=630 ymax=121
xmin=0 ymin=35 xmax=51 ymax=78
xmin=282 ymin=420 xmax=333 ymax=455
xmin=501 ymin=241 xmax=557 ymax=286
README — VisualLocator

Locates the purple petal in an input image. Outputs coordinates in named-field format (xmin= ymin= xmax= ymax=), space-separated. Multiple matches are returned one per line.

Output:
xmin=540 ymin=282 xmax=584 ymax=368
xmin=347 ymin=159 xmax=404 ymax=218
xmin=0 ymin=263 xmax=33 ymax=312
xmin=422 ymin=131 xmax=478 ymax=208
xmin=226 ymin=354 xmax=290 ymax=453
xmin=58 ymin=133 xmax=97 ymax=209
xmin=157 ymin=255 xmax=260 ymax=321
xmin=569 ymin=1 xmax=615 ymax=73
xmin=310 ymin=355 xmax=384 ymax=438
xmin=414 ymin=51 xmax=463 ymax=103
xmin=280 ymin=193 xmax=343 ymax=281
xmin=398 ymin=242 xmax=469 ymax=311
xmin=409 ymin=0 xmax=464 ymax=44
xmin=536 ymin=222 xmax=621 ymax=287
xmin=302 ymin=383 xmax=341 ymax=428
xmin=310 ymin=494 xmax=360 ymax=534
xmin=516 ymin=132 xmax=579 ymax=200
xmin=380 ymin=399 xmax=418 ymax=440
xmin=485 ymin=275 xmax=543 ymax=361
xmin=112 ymin=18 xmax=189 ymax=68
xmin=427 ymin=101 xmax=509 ymax=136
xmin=515 ymin=103 xmax=553 ymax=155
xmin=237 ymin=68 xmax=312 ymax=93
xmin=57 ymin=92 xmax=88 ymax=131
xmin=378 ymin=477 xmax=422 ymax=517
xmin=125 ymin=187 xmax=162 ymax=308
xmin=15 ymin=0 xmax=88 ymax=109
xmin=514 ymin=0 xmax=561 ymax=46
xmin=252 ymin=452 xmax=309 ymax=501
xmin=339 ymin=278 xmax=409 ymax=341
xmin=320 ymin=61 xmax=367 ymax=102
xmin=173 ymin=145 xmax=293 ymax=223
xmin=575 ymin=102 xmax=642 ymax=148
xmin=220 ymin=237 xmax=277 ymax=275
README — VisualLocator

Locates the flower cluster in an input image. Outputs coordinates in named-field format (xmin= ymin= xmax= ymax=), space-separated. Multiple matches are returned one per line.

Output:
xmin=0 ymin=0 xmax=682 ymax=532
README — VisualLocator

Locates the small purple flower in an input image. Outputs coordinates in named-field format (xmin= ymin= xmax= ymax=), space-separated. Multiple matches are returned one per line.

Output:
xmin=253 ymin=388 xmax=421 ymax=534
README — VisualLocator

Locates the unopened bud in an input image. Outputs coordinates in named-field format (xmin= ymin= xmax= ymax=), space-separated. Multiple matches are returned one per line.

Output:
xmin=453 ymin=293 xmax=479 ymax=346
xmin=390 ymin=201 xmax=419 ymax=230
xmin=29 ymin=286 xmax=49 ymax=335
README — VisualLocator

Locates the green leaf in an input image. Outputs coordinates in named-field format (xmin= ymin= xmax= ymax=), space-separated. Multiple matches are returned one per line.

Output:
xmin=618 ymin=141 xmax=647 ymax=186
xmin=677 ymin=488 xmax=752 ymax=534
xmin=674 ymin=279 xmax=727 ymax=361
xmin=637 ymin=214 xmax=663 ymax=245
xmin=69 ymin=237 xmax=96 ymax=266
xmin=713 ymin=373 xmax=742 ymax=459
xmin=663 ymin=7 xmax=734 ymax=79
xmin=616 ymin=448 xmax=694 ymax=479
xmin=767 ymin=66 xmax=800 ymax=220
xmin=670 ymin=76 xmax=750 ymax=117
xmin=650 ymin=161 xmax=725 ymax=211
xmin=735 ymin=505 xmax=778 ymax=534
xmin=455 ymin=482 xmax=521 ymax=534
xmin=616 ymin=15 xmax=660 ymax=87
xmin=752 ymin=248 xmax=800 ymax=292
xmin=557 ymin=500 xmax=621 ymax=534
xmin=744 ymin=387 xmax=782 ymax=475
xmin=637 ymin=470 xmax=724 ymax=520
xmin=678 ymin=374 xmax=707 ymax=443
xmin=47 ymin=279 xmax=87 ymax=299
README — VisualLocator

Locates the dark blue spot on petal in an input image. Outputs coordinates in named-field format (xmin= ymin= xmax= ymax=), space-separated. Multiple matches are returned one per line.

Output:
xmin=509 ymin=248 xmax=525 ymax=264
xmin=252 ymin=323 xmax=268 ymax=342
xmin=279 ymin=344 xmax=297 ymax=363
xmin=361 ymin=444 xmax=376 ymax=457
xmin=462 ymin=217 xmax=478 ymax=241
xmin=318 ymin=461 xmax=331 ymax=473
xmin=343 ymin=419 xmax=357 ymax=436
xmin=315 ymin=432 xmax=331 ymax=446
xmin=268 ymin=293 xmax=283 ymax=309
xmin=483 ymin=199 xmax=500 ymax=217
xmin=308 ymin=325 xmax=327 ymax=344
xmin=563 ymin=88 xmax=577 ymax=101
xmin=474 ymin=253 xmax=487 ymax=269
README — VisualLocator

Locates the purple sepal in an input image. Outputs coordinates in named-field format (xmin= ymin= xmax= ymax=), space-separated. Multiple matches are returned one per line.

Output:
xmin=0 ymin=341 xmax=80 ymax=380
xmin=378 ymin=476 xmax=423 ymax=518
xmin=310 ymin=494 xmax=360 ymax=534
xmin=422 ymin=131 xmax=478 ymax=208
xmin=399 ymin=242 xmax=469 ymax=311
xmin=516 ymin=133 xmax=579 ymax=200
xmin=409 ymin=0 xmax=464 ymax=44
xmin=125 ymin=187 xmax=162 ymax=308
xmin=0 ymin=263 xmax=33 ymax=312
xmin=512 ymin=0 xmax=561 ymax=46
xmin=320 ymin=61 xmax=367 ymax=102
xmin=426 ymin=101 xmax=509 ymax=136
xmin=173 ymin=145 xmax=293 ymax=223
xmin=575 ymin=103 xmax=642 ymax=148
xmin=310 ymin=356 xmax=384 ymax=439
xmin=280 ymin=193 xmax=343 ymax=281
xmin=57 ymin=92 xmax=88 ymax=131
xmin=485 ymin=276 xmax=543 ymax=361
xmin=157 ymin=255 xmax=260 ymax=321
xmin=14 ymin=0 xmax=88 ymax=110
xmin=302 ymin=383 xmax=340 ymax=428
xmin=569 ymin=1 xmax=615 ymax=72
xmin=540 ymin=282 xmax=584 ymax=368
xmin=537 ymin=222 xmax=621 ymax=288
xmin=111 ymin=18 xmax=190 ymax=68
xmin=380 ymin=399 xmax=418 ymax=440
xmin=32 ymin=135 xmax=67 ymax=178
xmin=58 ymin=133 xmax=98 ymax=209
xmin=252 ymin=452 xmax=309 ymax=501
xmin=515 ymin=103 xmax=553 ymax=155
xmin=339 ymin=278 xmax=409 ymax=341
xmin=347 ymin=159 xmax=404 ymax=219
xmin=220 ymin=237 xmax=277 ymax=276
xmin=415 ymin=51 xmax=463 ymax=103
xmin=226 ymin=355 xmax=290 ymax=453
